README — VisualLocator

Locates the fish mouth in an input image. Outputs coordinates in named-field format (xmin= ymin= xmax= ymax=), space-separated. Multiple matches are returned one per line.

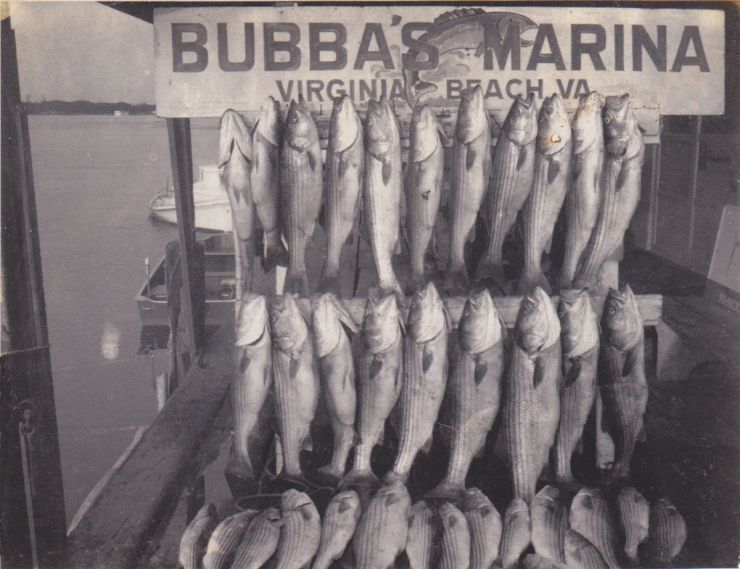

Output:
xmin=517 ymin=93 xmax=534 ymax=109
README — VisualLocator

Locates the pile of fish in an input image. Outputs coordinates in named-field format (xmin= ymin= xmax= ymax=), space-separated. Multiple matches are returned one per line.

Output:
xmin=218 ymin=86 xmax=644 ymax=298
xmin=179 ymin=484 xmax=686 ymax=569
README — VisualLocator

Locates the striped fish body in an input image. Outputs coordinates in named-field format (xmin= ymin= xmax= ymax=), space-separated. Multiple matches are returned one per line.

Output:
xmin=312 ymin=491 xmax=361 ymax=569
xmin=231 ymin=508 xmax=282 ymax=569
xmin=499 ymin=498 xmax=531 ymax=569
xmin=179 ymin=503 xmax=218 ymax=569
xmin=521 ymin=94 xmax=572 ymax=294
xmin=275 ymin=490 xmax=321 ymax=569
xmin=521 ymin=553 xmax=569 ymax=569
xmin=321 ymin=96 xmax=364 ymax=294
xmin=645 ymin=498 xmax=686 ymax=565
xmin=203 ymin=510 xmax=259 ymax=569
xmin=532 ymin=342 xmax=562 ymax=485
xmin=406 ymin=501 xmax=437 ymax=569
xmin=464 ymin=488 xmax=502 ymax=569
xmin=560 ymin=92 xmax=605 ymax=288
xmin=564 ymin=530 xmax=610 ymax=569
xmin=616 ymin=486 xmax=650 ymax=564
xmin=440 ymin=502 xmax=471 ymax=569
xmin=280 ymin=101 xmax=323 ymax=296
xmin=531 ymin=485 xmax=569 ymax=564
xmin=353 ymin=480 xmax=411 ymax=569
xmin=569 ymin=488 xmax=621 ymax=569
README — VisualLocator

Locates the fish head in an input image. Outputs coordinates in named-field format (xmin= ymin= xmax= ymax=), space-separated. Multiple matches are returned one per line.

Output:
xmin=218 ymin=109 xmax=253 ymax=167
xmin=285 ymin=99 xmax=318 ymax=152
xmin=602 ymin=284 xmax=642 ymax=350
xmin=261 ymin=506 xmax=283 ymax=527
xmin=410 ymin=104 xmax=441 ymax=163
xmin=255 ymin=96 xmax=282 ymax=147
xmin=460 ymin=288 xmax=504 ymax=354
xmin=456 ymin=85 xmax=488 ymax=144
xmin=281 ymin=489 xmax=314 ymax=511
xmin=330 ymin=95 xmax=361 ymax=153
xmin=439 ymin=502 xmax=466 ymax=530
xmin=571 ymin=487 xmax=605 ymax=517
xmin=270 ymin=294 xmax=308 ymax=353
xmin=603 ymin=93 xmax=638 ymax=157
xmin=407 ymin=281 xmax=447 ymax=343
xmin=503 ymin=93 xmax=538 ymax=146
xmin=558 ymin=288 xmax=599 ymax=357
xmin=572 ymin=91 xmax=605 ymax=154
xmin=515 ymin=287 xmax=560 ymax=354
xmin=235 ymin=293 xmax=269 ymax=347
xmin=653 ymin=498 xmax=683 ymax=522
xmin=536 ymin=94 xmax=571 ymax=156
xmin=365 ymin=96 xmax=399 ymax=161
xmin=329 ymin=490 xmax=361 ymax=519
xmin=363 ymin=291 xmax=402 ymax=353
xmin=618 ymin=487 xmax=649 ymax=512
xmin=311 ymin=292 xmax=357 ymax=358
xmin=504 ymin=497 xmax=530 ymax=526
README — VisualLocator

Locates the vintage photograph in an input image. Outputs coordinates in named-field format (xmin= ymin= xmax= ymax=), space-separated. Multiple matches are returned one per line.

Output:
xmin=1 ymin=2 xmax=738 ymax=568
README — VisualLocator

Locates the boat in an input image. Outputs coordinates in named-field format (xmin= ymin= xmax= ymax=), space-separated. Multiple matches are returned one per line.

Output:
xmin=149 ymin=165 xmax=233 ymax=232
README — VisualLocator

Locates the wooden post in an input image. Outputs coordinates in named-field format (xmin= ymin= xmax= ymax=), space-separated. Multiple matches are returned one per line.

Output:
xmin=0 ymin=17 xmax=67 ymax=568
xmin=686 ymin=116 xmax=702 ymax=271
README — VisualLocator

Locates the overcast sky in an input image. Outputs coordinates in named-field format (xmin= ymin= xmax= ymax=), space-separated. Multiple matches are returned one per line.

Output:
xmin=11 ymin=1 xmax=155 ymax=103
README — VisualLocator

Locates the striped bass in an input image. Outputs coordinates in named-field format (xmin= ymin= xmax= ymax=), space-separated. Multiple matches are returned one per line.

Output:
xmin=406 ymin=501 xmax=437 ymax=569
xmin=281 ymin=100 xmax=323 ymax=296
xmin=179 ymin=503 xmax=218 ymax=569
xmin=573 ymin=94 xmax=644 ymax=291
xmin=312 ymin=491 xmax=361 ymax=569
xmin=439 ymin=502 xmax=471 ymax=569
xmin=406 ymin=104 xmax=444 ymax=293
xmin=320 ymin=96 xmax=364 ymax=295
xmin=559 ymin=92 xmax=605 ymax=288
xmin=231 ymin=508 xmax=282 ymax=569
xmin=564 ymin=530 xmax=609 ymax=569
xmin=616 ymin=486 xmax=650 ymax=564
xmin=203 ymin=510 xmax=259 ymax=569
xmin=498 ymin=498 xmax=531 ymax=569
xmin=520 ymin=94 xmax=572 ymax=294
xmin=645 ymin=498 xmax=686 ymax=566
xmin=274 ymin=490 xmax=321 ymax=569
xmin=569 ymin=488 xmax=621 ymax=569
xmin=464 ymin=488 xmax=502 ymax=569
xmin=531 ymin=485 xmax=569 ymax=565
xmin=521 ymin=553 xmax=568 ymax=569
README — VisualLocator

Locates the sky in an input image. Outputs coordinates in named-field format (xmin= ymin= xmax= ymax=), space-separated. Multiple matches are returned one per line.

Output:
xmin=11 ymin=1 xmax=155 ymax=104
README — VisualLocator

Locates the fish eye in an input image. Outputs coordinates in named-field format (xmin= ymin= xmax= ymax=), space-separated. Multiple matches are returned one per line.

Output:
xmin=604 ymin=116 xmax=611 ymax=125
xmin=608 ymin=306 xmax=616 ymax=315
xmin=557 ymin=307 xmax=565 ymax=318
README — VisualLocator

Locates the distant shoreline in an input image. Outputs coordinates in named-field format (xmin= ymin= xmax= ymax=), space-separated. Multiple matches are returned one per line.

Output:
xmin=24 ymin=100 xmax=155 ymax=115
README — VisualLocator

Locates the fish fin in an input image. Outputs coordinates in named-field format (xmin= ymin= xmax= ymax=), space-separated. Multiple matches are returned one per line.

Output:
xmin=385 ymin=493 xmax=403 ymax=507
xmin=516 ymin=146 xmax=528 ymax=171
xmin=338 ymin=152 xmax=349 ymax=180
xmin=239 ymin=352 xmax=251 ymax=374
xmin=474 ymin=358 xmax=488 ymax=386
xmin=334 ymin=299 xmax=360 ymax=334
xmin=564 ymin=357 xmax=581 ymax=386
xmin=421 ymin=434 xmax=433 ymax=454
xmin=264 ymin=367 xmax=271 ymax=387
xmin=572 ymin=153 xmax=583 ymax=179
xmin=302 ymin=432 xmax=313 ymax=452
xmin=466 ymin=145 xmax=477 ymax=170
xmin=437 ymin=125 xmax=451 ymax=147
xmin=581 ymin=495 xmax=593 ymax=509
xmin=382 ymin=161 xmax=392 ymax=185
xmin=369 ymin=355 xmax=383 ymax=380
xmin=394 ymin=359 xmax=403 ymax=392
xmin=616 ymin=160 xmax=628 ymax=190
xmin=622 ymin=349 xmax=637 ymax=377
xmin=300 ymin=506 xmax=314 ymax=522
xmin=337 ymin=500 xmax=353 ymax=514
xmin=547 ymin=157 xmax=561 ymax=185
xmin=533 ymin=363 xmax=545 ymax=388
xmin=422 ymin=347 xmax=434 ymax=373
xmin=308 ymin=150 xmax=318 ymax=173
xmin=290 ymin=356 xmax=301 ymax=379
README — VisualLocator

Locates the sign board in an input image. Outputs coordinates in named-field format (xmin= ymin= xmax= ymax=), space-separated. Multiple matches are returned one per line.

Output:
xmin=154 ymin=6 xmax=725 ymax=118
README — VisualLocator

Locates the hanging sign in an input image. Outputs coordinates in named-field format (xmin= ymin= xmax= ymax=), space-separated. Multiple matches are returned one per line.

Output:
xmin=153 ymin=5 xmax=725 ymax=117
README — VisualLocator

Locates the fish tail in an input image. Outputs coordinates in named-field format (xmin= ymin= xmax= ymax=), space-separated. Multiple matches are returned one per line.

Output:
xmin=284 ymin=271 xmax=310 ymax=297
xmin=340 ymin=467 xmax=380 ymax=491
xmin=443 ymin=267 xmax=469 ymax=296
xmin=425 ymin=480 xmax=465 ymax=502
xmin=262 ymin=230 xmax=289 ymax=273
xmin=405 ymin=270 xmax=426 ymax=296
xmin=317 ymin=270 xmax=342 ymax=296
xmin=520 ymin=268 xmax=552 ymax=295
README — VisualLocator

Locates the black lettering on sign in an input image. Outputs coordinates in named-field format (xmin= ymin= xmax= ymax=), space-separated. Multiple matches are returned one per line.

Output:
xmin=571 ymin=24 xmax=606 ymax=71
xmin=327 ymin=79 xmax=345 ymax=99
xmin=172 ymin=23 xmax=208 ymax=72
xmin=557 ymin=78 xmax=575 ymax=98
xmin=633 ymin=25 xmax=666 ymax=72
xmin=306 ymin=79 xmax=324 ymax=102
xmin=447 ymin=79 xmax=463 ymax=99
xmin=217 ymin=23 xmax=255 ymax=72
xmin=401 ymin=23 xmax=438 ymax=71
xmin=276 ymin=80 xmax=293 ymax=102
xmin=484 ymin=21 xmax=521 ymax=71
xmin=264 ymin=23 xmax=301 ymax=71
xmin=527 ymin=24 xmax=565 ymax=70
xmin=309 ymin=23 xmax=347 ymax=71
xmin=506 ymin=78 xmax=522 ymax=98
xmin=671 ymin=26 xmax=710 ymax=72
xmin=574 ymin=79 xmax=591 ymax=97
xmin=527 ymin=78 xmax=543 ymax=98
xmin=354 ymin=24 xmax=394 ymax=70
xmin=485 ymin=79 xmax=503 ymax=99
xmin=614 ymin=25 xmax=624 ymax=71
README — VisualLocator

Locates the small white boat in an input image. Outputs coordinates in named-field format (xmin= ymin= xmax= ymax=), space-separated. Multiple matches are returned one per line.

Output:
xmin=149 ymin=165 xmax=232 ymax=232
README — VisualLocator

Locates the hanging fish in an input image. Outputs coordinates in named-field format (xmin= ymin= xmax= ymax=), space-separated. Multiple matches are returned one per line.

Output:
xmin=564 ymin=529 xmax=609 ymax=569
xmin=439 ymin=502 xmax=471 ymax=569
xmin=230 ymin=508 xmax=283 ymax=569
xmin=203 ymin=510 xmax=259 ymax=569
xmin=179 ymin=503 xmax=218 ymax=569
xmin=499 ymin=498 xmax=531 ymax=569
xmin=406 ymin=501 xmax=437 ymax=569
xmin=464 ymin=488 xmax=502 ymax=569
xmin=274 ymin=490 xmax=321 ymax=569
xmin=616 ymin=486 xmax=650 ymax=565
xmin=531 ymin=485 xmax=569 ymax=565
xmin=643 ymin=498 xmax=686 ymax=566
xmin=312 ymin=491 xmax=361 ymax=569
xmin=569 ymin=487 xmax=621 ymax=569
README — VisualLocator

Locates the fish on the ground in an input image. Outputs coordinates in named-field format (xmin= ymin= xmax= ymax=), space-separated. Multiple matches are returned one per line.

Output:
xmin=564 ymin=529 xmax=609 ymax=569
xmin=227 ymin=295 xmax=274 ymax=489
xmin=504 ymin=287 xmax=561 ymax=502
xmin=476 ymin=94 xmax=538 ymax=289
xmin=219 ymin=109 xmax=255 ymax=293
xmin=271 ymin=293 xmax=319 ymax=482
xmin=644 ymin=498 xmax=686 ymax=566
xmin=573 ymin=94 xmax=644 ymax=291
xmin=521 ymin=553 xmax=568 ymax=569
xmin=312 ymin=490 xmax=361 ymax=569
xmin=231 ymin=508 xmax=283 ymax=569
xmin=520 ymin=94 xmax=572 ymax=293
xmin=406 ymin=500 xmax=437 ymax=569
xmin=203 ymin=510 xmax=259 ymax=569
xmin=391 ymin=281 xmax=449 ymax=480
xmin=599 ymin=284 xmax=648 ymax=479
xmin=616 ymin=486 xmax=650 ymax=565
xmin=406 ymin=103 xmax=444 ymax=293
xmin=281 ymin=100 xmax=323 ymax=295
xmin=569 ymin=487 xmax=621 ymax=569
xmin=464 ymin=488 xmax=502 ymax=569
xmin=559 ymin=92 xmax=605 ymax=288
xmin=364 ymin=96 xmax=404 ymax=296
xmin=428 ymin=288 xmax=505 ymax=500
xmin=552 ymin=288 xmax=599 ymax=485
xmin=446 ymin=86 xmax=491 ymax=293
xmin=312 ymin=292 xmax=359 ymax=483
xmin=275 ymin=490 xmax=321 ymax=569
xmin=353 ymin=479 xmax=412 ymax=569
xmin=252 ymin=96 xmax=288 ymax=272
xmin=440 ymin=502 xmax=471 ymax=569
xmin=531 ymin=485 xmax=569 ymax=564
xmin=499 ymin=498 xmax=531 ymax=569
xmin=344 ymin=292 xmax=404 ymax=486
xmin=179 ymin=503 xmax=218 ymax=569
xmin=320 ymin=95 xmax=364 ymax=295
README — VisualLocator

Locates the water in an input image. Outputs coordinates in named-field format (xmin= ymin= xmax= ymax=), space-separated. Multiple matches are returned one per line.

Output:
xmin=28 ymin=115 xmax=220 ymax=522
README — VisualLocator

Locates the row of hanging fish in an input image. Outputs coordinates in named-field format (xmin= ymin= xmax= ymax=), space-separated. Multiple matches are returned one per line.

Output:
xmin=217 ymin=88 xmax=644 ymax=298
xmin=225 ymin=279 xmax=648 ymax=502
xmin=179 ymin=483 xmax=685 ymax=569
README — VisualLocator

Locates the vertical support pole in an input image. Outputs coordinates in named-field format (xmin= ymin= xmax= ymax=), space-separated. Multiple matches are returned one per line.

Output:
xmin=0 ymin=17 xmax=66 ymax=569
xmin=686 ymin=116 xmax=702 ymax=271
xmin=646 ymin=119 xmax=663 ymax=251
